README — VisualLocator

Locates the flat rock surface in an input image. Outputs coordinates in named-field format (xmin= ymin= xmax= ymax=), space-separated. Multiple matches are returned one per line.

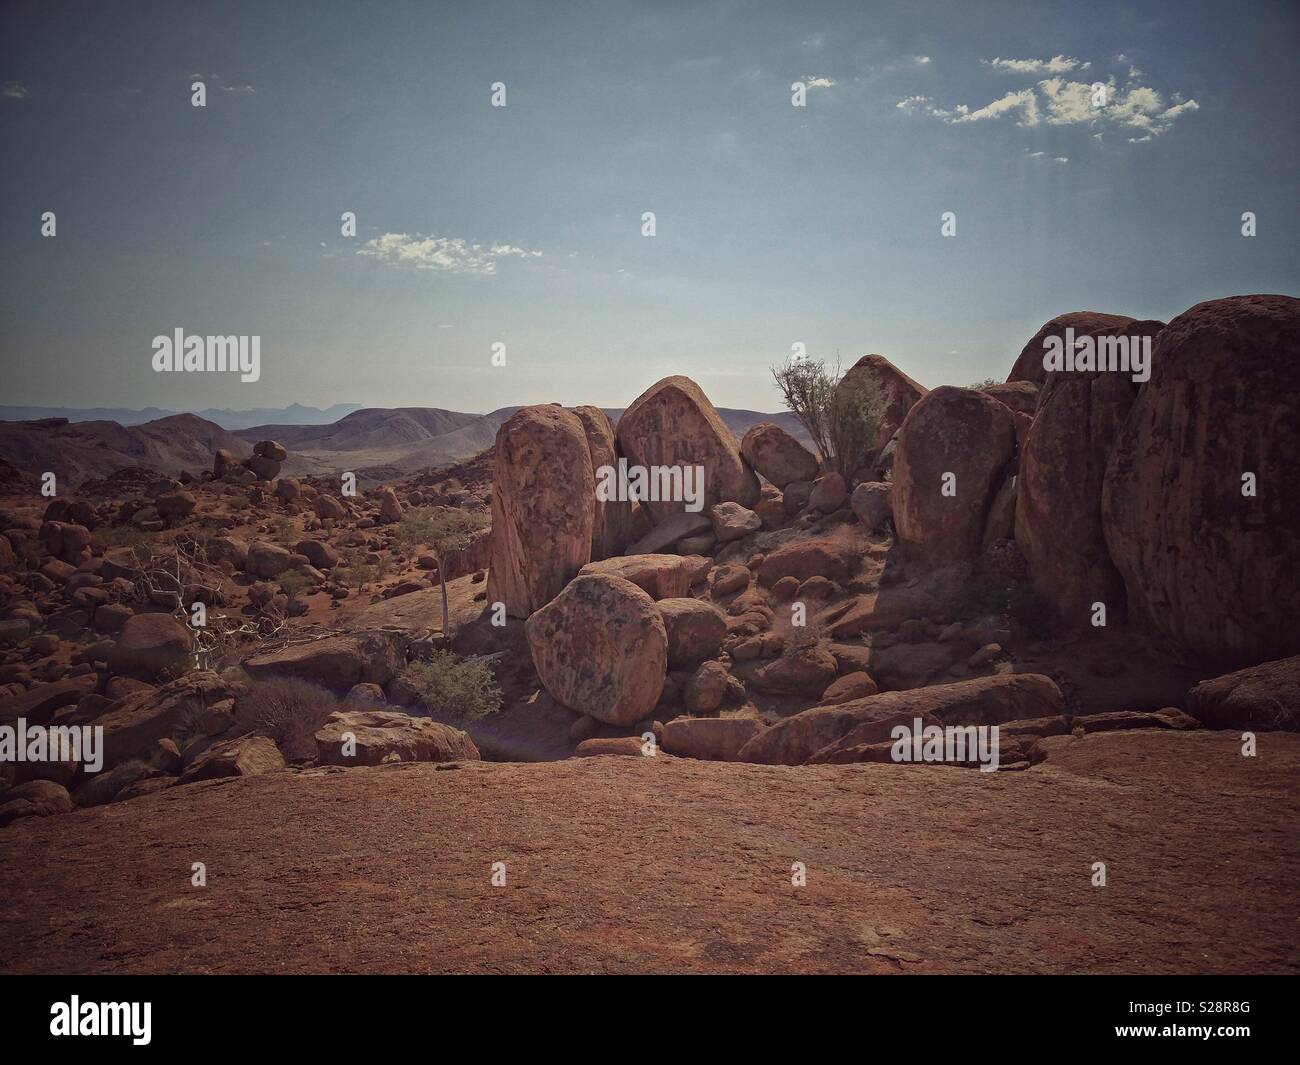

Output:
xmin=1 ymin=730 xmax=1296 ymax=974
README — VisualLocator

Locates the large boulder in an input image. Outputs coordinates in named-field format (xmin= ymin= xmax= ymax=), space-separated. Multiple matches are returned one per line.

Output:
xmin=246 ymin=541 xmax=293 ymax=579
xmin=525 ymin=574 xmax=667 ymax=726
xmin=579 ymin=555 xmax=689 ymax=600
xmin=737 ymin=674 xmax=1064 ymax=765
xmin=98 ymin=671 xmax=235 ymax=770
xmin=656 ymin=598 xmax=728 ymax=670
xmin=833 ymin=354 xmax=928 ymax=476
xmin=625 ymin=511 xmax=711 ymax=555
xmin=179 ymin=735 xmax=286 ymax=783
xmin=739 ymin=422 xmax=819 ymax=488
xmin=1187 ymin=655 xmax=1300 ymax=732
xmin=111 ymin=613 xmax=192 ymax=676
xmin=1015 ymin=321 xmax=1164 ymax=626
xmin=574 ymin=405 xmax=632 ymax=560
xmin=487 ymin=405 xmax=595 ymax=618
xmin=242 ymin=631 xmax=408 ymax=692
xmin=891 ymin=386 xmax=1017 ymax=565
xmin=1102 ymin=295 xmax=1300 ymax=664
xmin=1006 ymin=311 xmax=1136 ymax=393
xmin=661 ymin=716 xmax=766 ymax=761
xmin=757 ymin=536 xmax=859 ymax=586
xmin=314 ymin=710 xmax=480 ymax=765
xmin=615 ymin=376 xmax=759 ymax=522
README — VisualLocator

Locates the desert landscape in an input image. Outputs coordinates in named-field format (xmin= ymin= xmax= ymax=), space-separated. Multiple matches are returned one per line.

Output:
xmin=1 ymin=298 xmax=1298 ymax=975
xmin=1 ymin=0 xmax=1297 ymax=1001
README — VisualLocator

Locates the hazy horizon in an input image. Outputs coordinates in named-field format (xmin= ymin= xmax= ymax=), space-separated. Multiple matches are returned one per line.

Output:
xmin=3 ymin=0 xmax=1297 ymax=413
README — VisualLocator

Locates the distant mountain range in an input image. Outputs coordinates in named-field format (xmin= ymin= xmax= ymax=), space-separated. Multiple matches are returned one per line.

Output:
xmin=0 ymin=403 xmax=364 ymax=430
xmin=0 ymin=404 xmax=815 ymax=487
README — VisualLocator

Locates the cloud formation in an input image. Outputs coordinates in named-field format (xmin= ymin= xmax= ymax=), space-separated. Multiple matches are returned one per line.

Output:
xmin=898 ymin=66 xmax=1198 ymax=139
xmin=986 ymin=55 xmax=1089 ymax=74
xmin=358 ymin=233 xmax=542 ymax=276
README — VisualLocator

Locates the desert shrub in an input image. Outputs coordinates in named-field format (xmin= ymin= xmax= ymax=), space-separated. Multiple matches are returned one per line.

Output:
xmin=235 ymin=676 xmax=342 ymax=756
xmin=773 ymin=356 xmax=889 ymax=479
xmin=771 ymin=358 xmax=835 ymax=467
xmin=401 ymin=651 xmax=502 ymax=722
xmin=268 ymin=515 xmax=296 ymax=546
xmin=278 ymin=569 xmax=316 ymax=600
xmin=968 ymin=378 xmax=999 ymax=391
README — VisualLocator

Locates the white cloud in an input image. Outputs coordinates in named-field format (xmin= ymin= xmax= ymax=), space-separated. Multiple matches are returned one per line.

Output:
xmin=1 ymin=81 xmax=29 ymax=99
xmin=912 ymin=55 xmax=931 ymax=66
xmin=358 ymin=233 xmax=542 ymax=276
xmin=987 ymin=55 xmax=1089 ymax=74
xmin=801 ymin=75 xmax=835 ymax=89
xmin=899 ymin=75 xmax=1198 ymax=139
xmin=222 ymin=84 xmax=256 ymax=94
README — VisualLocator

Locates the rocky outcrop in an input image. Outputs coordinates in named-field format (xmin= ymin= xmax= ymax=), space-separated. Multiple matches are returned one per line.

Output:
xmin=1015 ymin=320 xmax=1164 ymax=625
xmin=657 ymin=598 xmax=728 ymax=670
xmin=179 ymin=735 xmax=286 ymax=783
xmin=1187 ymin=655 xmax=1300 ymax=731
xmin=1006 ymin=311 xmax=1136 ymax=392
xmin=833 ymin=354 xmax=928 ymax=476
xmin=314 ymin=710 xmax=480 ymax=765
xmin=737 ymin=674 xmax=1064 ymax=765
xmin=739 ymin=422 xmax=819 ymax=488
xmin=578 ymin=554 xmax=690 ymax=600
xmin=525 ymin=574 xmax=667 ymax=726
xmin=661 ymin=716 xmax=766 ymax=761
xmin=757 ymin=536 xmax=859 ymax=586
xmin=615 ymin=376 xmax=759 ymax=522
xmin=574 ymin=405 xmax=632 ymax=560
xmin=110 ymin=613 xmax=192 ymax=677
xmin=891 ymin=386 xmax=1017 ymax=565
xmin=1102 ymin=295 xmax=1300 ymax=664
xmin=242 ymin=631 xmax=408 ymax=692
xmin=487 ymin=405 xmax=596 ymax=617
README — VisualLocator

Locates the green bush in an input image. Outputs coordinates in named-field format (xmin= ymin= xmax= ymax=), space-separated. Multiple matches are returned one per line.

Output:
xmin=401 ymin=651 xmax=502 ymax=722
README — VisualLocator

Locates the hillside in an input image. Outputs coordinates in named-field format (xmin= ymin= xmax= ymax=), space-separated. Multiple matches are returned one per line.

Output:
xmin=0 ymin=403 xmax=818 ymax=484
xmin=0 ymin=413 xmax=253 ymax=487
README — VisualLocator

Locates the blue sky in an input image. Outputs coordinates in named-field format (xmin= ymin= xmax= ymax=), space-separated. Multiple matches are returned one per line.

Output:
xmin=1 ymin=0 xmax=1296 ymax=414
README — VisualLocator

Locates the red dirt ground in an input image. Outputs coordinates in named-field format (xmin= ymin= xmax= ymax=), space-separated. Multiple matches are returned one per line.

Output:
xmin=2 ymin=729 xmax=1296 ymax=974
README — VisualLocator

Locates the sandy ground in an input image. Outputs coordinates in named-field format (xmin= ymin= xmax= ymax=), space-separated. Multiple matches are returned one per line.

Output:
xmin=1 ymin=729 xmax=1296 ymax=974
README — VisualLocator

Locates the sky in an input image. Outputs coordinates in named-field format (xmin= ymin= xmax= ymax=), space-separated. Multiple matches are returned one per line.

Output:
xmin=1 ymin=0 xmax=1297 ymax=415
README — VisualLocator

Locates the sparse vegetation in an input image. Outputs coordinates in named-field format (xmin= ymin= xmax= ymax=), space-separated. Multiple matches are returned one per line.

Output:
xmin=828 ymin=368 xmax=888 ymax=480
xmin=968 ymin=378 xmax=999 ymax=392
xmin=401 ymin=651 xmax=502 ymax=722
xmin=396 ymin=507 xmax=490 ymax=638
xmin=771 ymin=357 xmax=835 ymax=467
xmin=773 ymin=356 xmax=889 ymax=478
xmin=235 ymin=677 xmax=343 ymax=757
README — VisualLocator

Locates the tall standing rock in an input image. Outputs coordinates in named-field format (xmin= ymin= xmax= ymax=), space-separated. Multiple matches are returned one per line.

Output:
xmin=573 ymin=405 xmax=632 ymax=560
xmin=834 ymin=354 xmax=928 ymax=476
xmin=1016 ymin=320 xmax=1164 ymax=626
xmin=1102 ymin=295 xmax=1300 ymax=664
xmin=616 ymin=376 xmax=759 ymax=523
xmin=1006 ymin=311 xmax=1136 ymax=394
xmin=891 ymin=387 xmax=1016 ymax=565
xmin=487 ymin=405 xmax=595 ymax=618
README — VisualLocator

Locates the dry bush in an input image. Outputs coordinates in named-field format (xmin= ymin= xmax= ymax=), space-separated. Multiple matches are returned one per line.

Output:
xmin=235 ymin=677 xmax=343 ymax=758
